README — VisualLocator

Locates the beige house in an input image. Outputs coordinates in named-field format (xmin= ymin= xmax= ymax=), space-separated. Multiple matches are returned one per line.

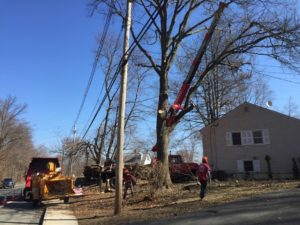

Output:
xmin=200 ymin=102 xmax=300 ymax=179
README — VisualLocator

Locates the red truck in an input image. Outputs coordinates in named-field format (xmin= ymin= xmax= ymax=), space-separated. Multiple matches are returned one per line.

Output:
xmin=23 ymin=157 xmax=60 ymax=201
xmin=168 ymin=155 xmax=199 ymax=182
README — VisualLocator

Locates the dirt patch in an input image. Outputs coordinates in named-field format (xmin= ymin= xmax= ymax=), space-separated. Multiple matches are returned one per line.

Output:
xmin=69 ymin=180 xmax=299 ymax=225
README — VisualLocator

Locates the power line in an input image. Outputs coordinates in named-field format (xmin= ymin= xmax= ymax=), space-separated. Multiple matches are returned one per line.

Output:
xmin=256 ymin=70 xmax=300 ymax=76
xmin=71 ymin=8 xmax=113 ymax=134
xmin=262 ymin=73 xmax=300 ymax=85
xmin=80 ymin=8 xmax=160 ymax=140
xmin=253 ymin=63 xmax=300 ymax=69
xmin=79 ymin=26 xmax=124 ymax=138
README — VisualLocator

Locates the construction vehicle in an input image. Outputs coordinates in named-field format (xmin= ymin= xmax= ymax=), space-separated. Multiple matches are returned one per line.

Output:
xmin=24 ymin=157 xmax=60 ymax=201
xmin=124 ymin=152 xmax=152 ymax=166
xmin=31 ymin=161 xmax=76 ymax=205
xmin=169 ymin=154 xmax=198 ymax=181
xmin=24 ymin=157 xmax=79 ymax=204
xmin=152 ymin=2 xmax=227 ymax=152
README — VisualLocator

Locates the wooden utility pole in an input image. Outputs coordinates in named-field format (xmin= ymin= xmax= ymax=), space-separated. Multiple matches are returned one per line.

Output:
xmin=115 ymin=0 xmax=132 ymax=215
xmin=70 ymin=125 xmax=76 ymax=176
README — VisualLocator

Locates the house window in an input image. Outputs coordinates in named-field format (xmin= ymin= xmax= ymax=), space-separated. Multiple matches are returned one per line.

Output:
xmin=232 ymin=132 xmax=241 ymax=145
xmin=244 ymin=160 xmax=253 ymax=172
xmin=253 ymin=130 xmax=263 ymax=144
xmin=226 ymin=129 xmax=270 ymax=146
xmin=237 ymin=160 xmax=261 ymax=172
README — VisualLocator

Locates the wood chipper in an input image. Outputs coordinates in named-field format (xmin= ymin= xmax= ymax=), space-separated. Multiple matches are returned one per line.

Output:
xmin=31 ymin=161 xmax=76 ymax=205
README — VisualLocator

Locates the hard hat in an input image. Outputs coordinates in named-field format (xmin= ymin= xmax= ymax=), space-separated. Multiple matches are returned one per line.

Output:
xmin=202 ymin=156 xmax=208 ymax=163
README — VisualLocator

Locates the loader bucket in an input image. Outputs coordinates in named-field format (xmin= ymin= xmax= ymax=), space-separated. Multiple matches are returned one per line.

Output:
xmin=44 ymin=177 xmax=75 ymax=198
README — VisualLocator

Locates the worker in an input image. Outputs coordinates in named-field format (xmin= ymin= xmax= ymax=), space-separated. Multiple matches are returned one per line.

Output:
xmin=123 ymin=168 xmax=136 ymax=200
xmin=197 ymin=156 xmax=211 ymax=200
xmin=101 ymin=159 xmax=115 ymax=193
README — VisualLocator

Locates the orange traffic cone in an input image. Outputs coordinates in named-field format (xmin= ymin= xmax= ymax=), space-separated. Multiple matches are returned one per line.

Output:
xmin=2 ymin=196 xmax=7 ymax=207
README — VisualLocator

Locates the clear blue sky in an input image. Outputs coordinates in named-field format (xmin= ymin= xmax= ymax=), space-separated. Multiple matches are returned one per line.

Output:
xmin=1 ymin=1 xmax=300 ymax=149
xmin=0 ymin=0 xmax=106 ymax=148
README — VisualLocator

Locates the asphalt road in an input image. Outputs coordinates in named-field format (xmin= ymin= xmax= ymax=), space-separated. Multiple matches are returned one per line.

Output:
xmin=0 ymin=201 xmax=44 ymax=225
xmin=0 ymin=186 xmax=23 ymax=202
xmin=0 ymin=185 xmax=44 ymax=225
xmin=132 ymin=188 xmax=300 ymax=225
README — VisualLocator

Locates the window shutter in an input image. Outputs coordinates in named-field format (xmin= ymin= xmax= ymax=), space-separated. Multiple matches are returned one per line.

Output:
xmin=263 ymin=129 xmax=270 ymax=144
xmin=253 ymin=160 xmax=261 ymax=172
xmin=241 ymin=131 xmax=247 ymax=145
xmin=226 ymin=132 xmax=232 ymax=146
xmin=246 ymin=130 xmax=253 ymax=145
xmin=237 ymin=160 xmax=244 ymax=172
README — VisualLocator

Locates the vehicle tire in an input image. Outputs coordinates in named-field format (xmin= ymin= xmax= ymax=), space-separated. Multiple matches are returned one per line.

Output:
xmin=32 ymin=199 xmax=40 ymax=207
xmin=23 ymin=188 xmax=32 ymax=202
xmin=171 ymin=173 xmax=179 ymax=182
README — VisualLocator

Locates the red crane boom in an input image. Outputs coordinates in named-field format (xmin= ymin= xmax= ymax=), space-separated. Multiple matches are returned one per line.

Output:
xmin=153 ymin=2 xmax=227 ymax=152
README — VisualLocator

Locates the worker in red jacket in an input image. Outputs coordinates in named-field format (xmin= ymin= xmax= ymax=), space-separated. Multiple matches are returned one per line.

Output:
xmin=123 ymin=168 xmax=136 ymax=200
xmin=197 ymin=156 xmax=211 ymax=200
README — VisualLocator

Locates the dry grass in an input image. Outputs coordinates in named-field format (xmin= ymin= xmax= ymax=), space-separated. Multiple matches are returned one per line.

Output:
xmin=69 ymin=180 xmax=299 ymax=225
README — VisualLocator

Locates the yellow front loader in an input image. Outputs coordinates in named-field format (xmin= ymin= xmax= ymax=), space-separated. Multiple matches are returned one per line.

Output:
xmin=31 ymin=162 xmax=75 ymax=205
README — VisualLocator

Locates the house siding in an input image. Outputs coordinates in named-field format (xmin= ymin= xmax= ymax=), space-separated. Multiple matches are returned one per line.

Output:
xmin=201 ymin=103 xmax=300 ymax=178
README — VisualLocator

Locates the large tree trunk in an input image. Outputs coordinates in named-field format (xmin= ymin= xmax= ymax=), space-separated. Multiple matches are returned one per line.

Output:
xmin=156 ymin=72 xmax=172 ymax=188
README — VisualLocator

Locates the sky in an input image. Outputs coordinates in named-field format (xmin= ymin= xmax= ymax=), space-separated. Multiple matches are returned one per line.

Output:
xmin=1 ymin=1 xmax=300 ymax=150
xmin=0 ymin=0 xmax=107 ymax=148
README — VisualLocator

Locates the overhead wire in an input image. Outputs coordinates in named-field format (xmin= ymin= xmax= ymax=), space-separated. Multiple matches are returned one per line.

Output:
xmin=71 ymin=7 xmax=113 ymax=134
xmin=81 ymin=7 xmax=160 ymax=139
xmin=262 ymin=73 xmax=300 ymax=85
xmin=79 ymin=25 xmax=124 ymax=138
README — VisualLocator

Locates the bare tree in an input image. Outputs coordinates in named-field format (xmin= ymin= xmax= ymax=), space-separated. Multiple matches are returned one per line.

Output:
xmin=3 ymin=123 xmax=36 ymax=181
xmin=80 ymin=35 xmax=148 ymax=166
xmin=0 ymin=96 xmax=27 ymax=156
xmin=34 ymin=145 xmax=50 ymax=157
xmin=177 ymin=56 xmax=253 ymax=126
xmin=0 ymin=96 xmax=36 ymax=181
xmin=59 ymin=137 xmax=86 ymax=176
xmin=284 ymin=97 xmax=300 ymax=118
xmin=177 ymin=43 xmax=273 ymax=128
xmin=91 ymin=0 xmax=300 ymax=188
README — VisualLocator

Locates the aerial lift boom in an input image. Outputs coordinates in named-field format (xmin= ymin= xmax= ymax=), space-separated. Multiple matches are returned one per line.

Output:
xmin=153 ymin=2 xmax=227 ymax=152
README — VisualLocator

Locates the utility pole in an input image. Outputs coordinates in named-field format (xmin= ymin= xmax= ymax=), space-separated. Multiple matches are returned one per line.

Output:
xmin=70 ymin=125 xmax=76 ymax=176
xmin=115 ymin=0 xmax=132 ymax=215
xmin=61 ymin=146 xmax=65 ymax=175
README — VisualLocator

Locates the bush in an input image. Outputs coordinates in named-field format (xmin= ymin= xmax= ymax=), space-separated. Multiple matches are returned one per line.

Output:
xmin=211 ymin=170 xmax=228 ymax=181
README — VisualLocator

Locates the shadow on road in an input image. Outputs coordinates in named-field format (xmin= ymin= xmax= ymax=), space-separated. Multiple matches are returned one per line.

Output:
xmin=1 ymin=200 xmax=45 ymax=211
xmin=128 ymin=189 xmax=300 ymax=225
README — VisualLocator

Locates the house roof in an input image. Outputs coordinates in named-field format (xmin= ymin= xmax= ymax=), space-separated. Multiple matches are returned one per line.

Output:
xmin=200 ymin=102 xmax=300 ymax=133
